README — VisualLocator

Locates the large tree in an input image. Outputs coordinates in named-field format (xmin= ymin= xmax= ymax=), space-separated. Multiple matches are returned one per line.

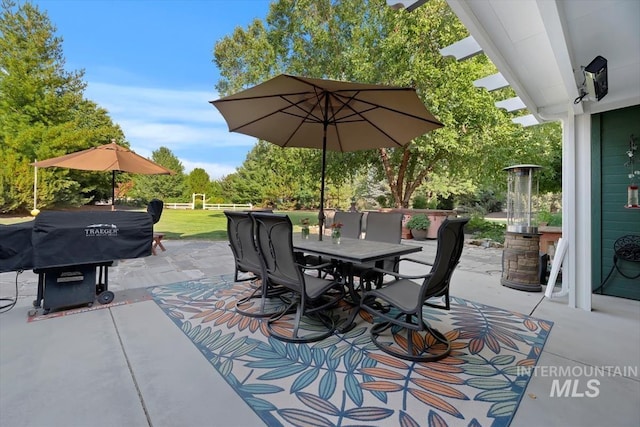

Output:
xmin=185 ymin=168 xmax=211 ymax=197
xmin=0 ymin=0 xmax=123 ymax=212
xmin=129 ymin=146 xmax=185 ymax=203
xmin=214 ymin=0 xmax=561 ymax=208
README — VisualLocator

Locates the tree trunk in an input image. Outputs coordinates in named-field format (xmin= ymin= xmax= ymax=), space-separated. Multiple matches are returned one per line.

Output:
xmin=379 ymin=146 xmax=433 ymax=209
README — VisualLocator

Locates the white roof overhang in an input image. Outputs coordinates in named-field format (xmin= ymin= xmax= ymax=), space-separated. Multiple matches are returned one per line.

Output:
xmin=445 ymin=0 xmax=640 ymax=121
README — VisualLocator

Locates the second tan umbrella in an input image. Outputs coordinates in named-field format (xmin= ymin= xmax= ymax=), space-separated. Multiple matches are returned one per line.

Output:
xmin=32 ymin=141 xmax=174 ymax=208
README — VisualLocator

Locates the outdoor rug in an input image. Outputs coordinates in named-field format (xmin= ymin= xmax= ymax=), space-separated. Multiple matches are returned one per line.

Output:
xmin=151 ymin=276 xmax=553 ymax=427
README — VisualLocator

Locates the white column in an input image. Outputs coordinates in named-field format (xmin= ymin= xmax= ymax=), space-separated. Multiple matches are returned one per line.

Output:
xmin=561 ymin=114 xmax=576 ymax=307
xmin=572 ymin=114 xmax=593 ymax=310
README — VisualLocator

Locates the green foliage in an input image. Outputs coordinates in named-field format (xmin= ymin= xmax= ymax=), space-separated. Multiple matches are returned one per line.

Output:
xmin=535 ymin=192 xmax=562 ymax=214
xmin=130 ymin=147 xmax=185 ymax=203
xmin=465 ymin=214 xmax=506 ymax=243
xmin=207 ymin=181 xmax=225 ymax=203
xmin=375 ymin=195 xmax=389 ymax=208
xmin=412 ymin=194 xmax=428 ymax=209
xmin=537 ymin=210 xmax=562 ymax=226
xmin=185 ymin=168 xmax=211 ymax=197
xmin=436 ymin=195 xmax=454 ymax=210
xmin=213 ymin=0 xmax=563 ymax=210
xmin=218 ymin=140 xmax=360 ymax=209
xmin=405 ymin=214 xmax=431 ymax=230
xmin=0 ymin=2 xmax=124 ymax=212
xmin=457 ymin=189 xmax=504 ymax=215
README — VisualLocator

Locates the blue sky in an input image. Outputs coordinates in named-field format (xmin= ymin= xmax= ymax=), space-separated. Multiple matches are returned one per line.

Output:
xmin=32 ymin=0 xmax=273 ymax=179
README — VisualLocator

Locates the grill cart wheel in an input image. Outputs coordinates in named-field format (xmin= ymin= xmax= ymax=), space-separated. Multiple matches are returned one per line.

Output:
xmin=98 ymin=291 xmax=114 ymax=305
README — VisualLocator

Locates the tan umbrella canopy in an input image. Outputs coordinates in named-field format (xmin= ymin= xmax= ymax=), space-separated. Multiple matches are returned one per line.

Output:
xmin=32 ymin=141 xmax=174 ymax=208
xmin=211 ymin=74 xmax=443 ymax=238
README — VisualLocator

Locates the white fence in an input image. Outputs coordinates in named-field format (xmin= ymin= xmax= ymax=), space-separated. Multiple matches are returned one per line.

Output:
xmin=203 ymin=203 xmax=253 ymax=211
xmin=164 ymin=202 xmax=194 ymax=210
xmin=163 ymin=196 xmax=252 ymax=211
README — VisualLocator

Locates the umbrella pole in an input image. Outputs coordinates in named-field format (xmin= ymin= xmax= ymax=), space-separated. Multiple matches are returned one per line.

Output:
xmin=111 ymin=170 xmax=116 ymax=211
xmin=318 ymin=95 xmax=331 ymax=240
xmin=319 ymin=100 xmax=330 ymax=240
xmin=319 ymin=142 xmax=327 ymax=241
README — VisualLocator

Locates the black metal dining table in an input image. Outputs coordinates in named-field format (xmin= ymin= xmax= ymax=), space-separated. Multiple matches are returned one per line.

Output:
xmin=293 ymin=236 xmax=422 ymax=331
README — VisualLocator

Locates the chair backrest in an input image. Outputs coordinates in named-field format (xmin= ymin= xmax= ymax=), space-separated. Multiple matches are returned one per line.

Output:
xmin=147 ymin=199 xmax=164 ymax=224
xmin=419 ymin=217 xmax=469 ymax=303
xmin=364 ymin=212 xmax=403 ymax=244
xmin=333 ymin=211 xmax=364 ymax=239
xmin=251 ymin=212 xmax=304 ymax=292
xmin=224 ymin=210 xmax=262 ymax=276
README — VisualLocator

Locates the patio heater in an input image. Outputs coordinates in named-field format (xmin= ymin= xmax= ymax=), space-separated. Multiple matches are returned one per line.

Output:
xmin=501 ymin=165 xmax=543 ymax=292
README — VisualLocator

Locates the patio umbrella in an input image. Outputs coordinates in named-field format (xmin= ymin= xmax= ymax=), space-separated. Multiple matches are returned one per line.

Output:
xmin=31 ymin=141 xmax=174 ymax=209
xmin=210 ymin=74 xmax=443 ymax=239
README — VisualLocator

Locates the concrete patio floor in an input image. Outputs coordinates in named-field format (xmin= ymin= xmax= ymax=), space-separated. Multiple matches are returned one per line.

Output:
xmin=1 ymin=238 xmax=638 ymax=427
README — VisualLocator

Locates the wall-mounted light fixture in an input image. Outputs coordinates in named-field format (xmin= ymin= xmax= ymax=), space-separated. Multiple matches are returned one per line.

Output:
xmin=574 ymin=55 xmax=608 ymax=104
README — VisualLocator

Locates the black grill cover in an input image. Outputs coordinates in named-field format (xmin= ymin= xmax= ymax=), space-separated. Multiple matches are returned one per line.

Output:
xmin=32 ymin=211 xmax=153 ymax=269
xmin=0 ymin=221 xmax=35 ymax=273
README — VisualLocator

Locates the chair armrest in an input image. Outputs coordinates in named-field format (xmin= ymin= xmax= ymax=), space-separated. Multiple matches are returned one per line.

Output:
xmin=396 ymin=257 xmax=433 ymax=267
xmin=365 ymin=264 xmax=433 ymax=281
xmin=368 ymin=257 xmax=432 ymax=279
xmin=296 ymin=261 xmax=336 ymax=271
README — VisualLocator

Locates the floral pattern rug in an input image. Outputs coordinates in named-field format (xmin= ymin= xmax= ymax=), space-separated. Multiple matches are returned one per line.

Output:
xmin=151 ymin=276 xmax=552 ymax=427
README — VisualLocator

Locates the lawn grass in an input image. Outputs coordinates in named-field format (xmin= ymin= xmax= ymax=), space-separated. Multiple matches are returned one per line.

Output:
xmin=0 ymin=216 xmax=34 ymax=225
xmin=156 ymin=209 xmax=228 ymax=240
xmin=0 ymin=209 xmax=322 ymax=241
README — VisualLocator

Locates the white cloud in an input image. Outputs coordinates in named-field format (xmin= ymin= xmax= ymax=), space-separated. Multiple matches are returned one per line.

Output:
xmin=84 ymin=81 xmax=256 ymax=171
xmin=182 ymin=159 xmax=237 ymax=180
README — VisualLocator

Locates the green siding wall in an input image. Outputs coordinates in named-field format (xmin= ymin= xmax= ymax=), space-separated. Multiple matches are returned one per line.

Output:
xmin=592 ymin=105 xmax=640 ymax=300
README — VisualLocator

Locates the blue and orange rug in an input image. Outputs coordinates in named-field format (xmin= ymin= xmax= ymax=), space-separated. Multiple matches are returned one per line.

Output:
xmin=151 ymin=276 xmax=552 ymax=427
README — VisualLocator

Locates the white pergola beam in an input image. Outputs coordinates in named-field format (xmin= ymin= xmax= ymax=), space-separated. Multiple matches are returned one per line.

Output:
xmin=439 ymin=36 xmax=483 ymax=61
xmin=474 ymin=73 xmax=509 ymax=91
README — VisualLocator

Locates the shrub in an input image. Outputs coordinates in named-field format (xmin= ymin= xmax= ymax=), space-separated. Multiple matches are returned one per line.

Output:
xmin=412 ymin=194 xmax=428 ymax=209
xmin=436 ymin=195 xmax=454 ymax=210
xmin=465 ymin=214 xmax=506 ymax=243
xmin=376 ymin=195 xmax=388 ymax=207
xmin=537 ymin=210 xmax=562 ymax=226
xmin=406 ymin=214 xmax=431 ymax=230
xmin=457 ymin=190 xmax=503 ymax=214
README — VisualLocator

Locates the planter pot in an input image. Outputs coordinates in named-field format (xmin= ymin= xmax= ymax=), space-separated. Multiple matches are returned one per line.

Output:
xmin=410 ymin=228 xmax=428 ymax=241
xmin=388 ymin=209 xmax=457 ymax=239
xmin=539 ymin=226 xmax=562 ymax=254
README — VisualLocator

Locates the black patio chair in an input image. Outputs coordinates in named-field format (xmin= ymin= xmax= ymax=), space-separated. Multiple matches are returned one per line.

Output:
xmin=360 ymin=217 xmax=469 ymax=362
xmin=333 ymin=211 xmax=364 ymax=239
xmin=225 ymin=211 xmax=285 ymax=317
xmin=353 ymin=211 xmax=404 ymax=289
xmin=147 ymin=199 xmax=165 ymax=255
xmin=252 ymin=212 xmax=345 ymax=343
xmin=306 ymin=211 xmax=364 ymax=277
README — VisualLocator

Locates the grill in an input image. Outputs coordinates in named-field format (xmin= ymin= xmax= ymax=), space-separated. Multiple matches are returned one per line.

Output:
xmin=0 ymin=211 xmax=153 ymax=313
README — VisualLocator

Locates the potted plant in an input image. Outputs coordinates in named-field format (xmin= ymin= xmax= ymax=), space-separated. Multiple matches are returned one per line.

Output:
xmin=406 ymin=214 xmax=431 ymax=240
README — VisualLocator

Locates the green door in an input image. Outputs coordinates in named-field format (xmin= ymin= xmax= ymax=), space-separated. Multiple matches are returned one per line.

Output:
xmin=592 ymin=105 xmax=640 ymax=300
